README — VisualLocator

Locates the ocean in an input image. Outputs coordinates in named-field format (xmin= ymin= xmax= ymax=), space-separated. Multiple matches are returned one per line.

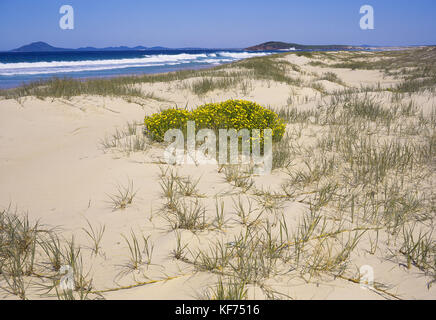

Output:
xmin=0 ymin=49 xmax=273 ymax=89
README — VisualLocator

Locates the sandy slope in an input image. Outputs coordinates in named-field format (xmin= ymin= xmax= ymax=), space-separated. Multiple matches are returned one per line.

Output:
xmin=0 ymin=51 xmax=435 ymax=300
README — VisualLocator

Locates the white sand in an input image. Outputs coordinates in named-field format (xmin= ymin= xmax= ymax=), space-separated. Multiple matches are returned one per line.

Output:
xmin=1 ymin=51 xmax=435 ymax=300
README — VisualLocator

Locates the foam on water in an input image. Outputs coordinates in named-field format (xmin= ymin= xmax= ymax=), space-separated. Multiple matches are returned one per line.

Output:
xmin=0 ymin=51 xmax=272 ymax=76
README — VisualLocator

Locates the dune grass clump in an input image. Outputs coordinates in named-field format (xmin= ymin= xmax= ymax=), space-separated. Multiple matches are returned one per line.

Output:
xmin=107 ymin=179 xmax=137 ymax=211
xmin=236 ymin=55 xmax=303 ymax=85
xmin=166 ymin=199 xmax=209 ymax=232
xmin=100 ymin=121 xmax=149 ymax=154
xmin=0 ymin=77 xmax=145 ymax=101
xmin=205 ymin=277 xmax=248 ymax=300
xmin=0 ymin=207 xmax=40 ymax=299
xmin=318 ymin=72 xmax=346 ymax=86
xmin=144 ymin=100 xmax=286 ymax=143
xmin=0 ymin=206 xmax=97 ymax=300
xmin=121 ymin=230 xmax=154 ymax=271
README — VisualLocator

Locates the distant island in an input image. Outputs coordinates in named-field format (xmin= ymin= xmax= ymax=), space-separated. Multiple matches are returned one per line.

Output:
xmin=8 ymin=41 xmax=398 ymax=53
xmin=8 ymin=41 xmax=214 ymax=53
xmin=246 ymin=41 xmax=362 ymax=51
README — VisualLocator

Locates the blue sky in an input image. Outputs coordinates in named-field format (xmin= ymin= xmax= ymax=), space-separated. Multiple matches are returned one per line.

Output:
xmin=0 ymin=0 xmax=435 ymax=50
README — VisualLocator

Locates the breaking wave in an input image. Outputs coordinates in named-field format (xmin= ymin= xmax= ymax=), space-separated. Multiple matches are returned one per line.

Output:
xmin=0 ymin=51 xmax=273 ymax=76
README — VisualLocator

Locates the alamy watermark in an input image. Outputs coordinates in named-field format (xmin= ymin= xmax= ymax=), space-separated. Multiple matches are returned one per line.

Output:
xmin=360 ymin=5 xmax=374 ymax=30
xmin=163 ymin=121 xmax=273 ymax=175
xmin=59 ymin=5 xmax=74 ymax=30
xmin=59 ymin=265 xmax=74 ymax=291
xmin=360 ymin=265 xmax=374 ymax=290
xmin=58 ymin=5 xmax=373 ymax=33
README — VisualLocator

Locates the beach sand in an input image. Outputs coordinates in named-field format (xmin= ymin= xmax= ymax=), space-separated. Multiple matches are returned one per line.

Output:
xmin=1 ymin=49 xmax=435 ymax=300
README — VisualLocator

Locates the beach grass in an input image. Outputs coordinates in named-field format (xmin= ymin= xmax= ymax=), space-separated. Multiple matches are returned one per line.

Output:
xmin=1 ymin=47 xmax=435 ymax=299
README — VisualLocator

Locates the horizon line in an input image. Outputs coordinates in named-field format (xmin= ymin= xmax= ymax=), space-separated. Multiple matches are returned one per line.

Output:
xmin=3 ymin=40 xmax=435 ymax=53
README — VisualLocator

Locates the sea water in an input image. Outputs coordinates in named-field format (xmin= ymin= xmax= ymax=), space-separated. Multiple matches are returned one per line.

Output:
xmin=0 ymin=49 xmax=272 ymax=89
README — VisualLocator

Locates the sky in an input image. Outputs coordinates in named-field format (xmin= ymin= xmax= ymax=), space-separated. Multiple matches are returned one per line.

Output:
xmin=0 ymin=0 xmax=435 ymax=50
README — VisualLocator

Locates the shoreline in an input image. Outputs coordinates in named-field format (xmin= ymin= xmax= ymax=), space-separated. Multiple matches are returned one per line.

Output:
xmin=0 ymin=49 xmax=268 ymax=90
xmin=0 ymin=63 xmax=222 ymax=90
xmin=0 ymin=48 xmax=404 ymax=90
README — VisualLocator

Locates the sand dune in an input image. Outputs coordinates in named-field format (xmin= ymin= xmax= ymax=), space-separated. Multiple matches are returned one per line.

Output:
xmin=1 ymin=49 xmax=435 ymax=300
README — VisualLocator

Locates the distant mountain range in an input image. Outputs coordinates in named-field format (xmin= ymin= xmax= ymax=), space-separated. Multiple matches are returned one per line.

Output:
xmin=9 ymin=41 xmax=212 ymax=52
xmin=8 ymin=41 xmax=385 ymax=53
xmin=245 ymin=41 xmax=365 ymax=51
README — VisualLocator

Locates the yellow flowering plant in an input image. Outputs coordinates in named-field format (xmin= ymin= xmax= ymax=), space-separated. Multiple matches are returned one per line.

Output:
xmin=144 ymin=100 xmax=286 ymax=143
xmin=144 ymin=108 xmax=190 ymax=141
